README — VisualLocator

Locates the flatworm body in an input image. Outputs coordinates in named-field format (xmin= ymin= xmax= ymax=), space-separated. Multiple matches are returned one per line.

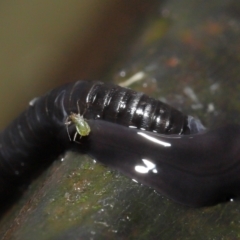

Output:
xmin=0 ymin=80 xmax=236 ymax=207
xmin=81 ymin=120 xmax=240 ymax=207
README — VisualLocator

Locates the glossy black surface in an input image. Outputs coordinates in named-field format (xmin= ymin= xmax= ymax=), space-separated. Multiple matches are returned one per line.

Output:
xmin=79 ymin=120 xmax=240 ymax=207
xmin=0 ymin=81 xmax=195 ymax=201
xmin=0 ymin=80 xmax=196 ymax=189
xmin=0 ymin=80 xmax=236 ymax=207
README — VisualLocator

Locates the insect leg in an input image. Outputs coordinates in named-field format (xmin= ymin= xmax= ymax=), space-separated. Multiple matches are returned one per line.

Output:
xmin=73 ymin=131 xmax=78 ymax=141
xmin=77 ymin=98 xmax=89 ymax=116
xmin=65 ymin=117 xmax=72 ymax=141
xmin=76 ymin=99 xmax=82 ymax=115
xmin=73 ymin=132 xmax=82 ymax=144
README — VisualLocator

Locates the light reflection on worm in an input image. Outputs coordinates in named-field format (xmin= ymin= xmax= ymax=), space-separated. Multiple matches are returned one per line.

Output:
xmin=79 ymin=120 xmax=240 ymax=207
xmin=0 ymin=80 xmax=237 ymax=207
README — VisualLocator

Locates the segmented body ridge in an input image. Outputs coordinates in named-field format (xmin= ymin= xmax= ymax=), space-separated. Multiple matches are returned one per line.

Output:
xmin=0 ymin=80 xmax=190 ymax=191
xmin=64 ymin=81 xmax=189 ymax=134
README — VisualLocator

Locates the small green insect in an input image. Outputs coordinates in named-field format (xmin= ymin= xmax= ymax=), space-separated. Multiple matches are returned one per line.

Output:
xmin=65 ymin=105 xmax=91 ymax=142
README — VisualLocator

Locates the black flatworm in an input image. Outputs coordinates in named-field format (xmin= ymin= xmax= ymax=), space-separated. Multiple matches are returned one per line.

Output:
xmin=2 ymin=80 xmax=237 ymax=207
